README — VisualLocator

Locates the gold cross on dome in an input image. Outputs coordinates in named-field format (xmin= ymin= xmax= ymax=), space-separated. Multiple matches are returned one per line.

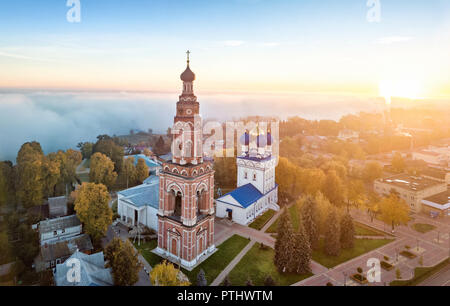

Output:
xmin=186 ymin=50 xmax=191 ymax=64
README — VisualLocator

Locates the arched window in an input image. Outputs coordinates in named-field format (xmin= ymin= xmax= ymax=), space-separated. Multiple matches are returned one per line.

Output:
xmin=174 ymin=192 xmax=182 ymax=218
xmin=185 ymin=141 xmax=192 ymax=158
xmin=253 ymin=173 xmax=257 ymax=181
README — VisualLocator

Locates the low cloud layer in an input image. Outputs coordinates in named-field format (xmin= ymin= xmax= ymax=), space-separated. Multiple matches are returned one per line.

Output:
xmin=0 ymin=90 xmax=386 ymax=161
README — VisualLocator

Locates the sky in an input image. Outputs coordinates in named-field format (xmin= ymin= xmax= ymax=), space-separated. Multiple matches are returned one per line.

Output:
xmin=0 ymin=0 xmax=449 ymax=161
xmin=0 ymin=0 xmax=449 ymax=97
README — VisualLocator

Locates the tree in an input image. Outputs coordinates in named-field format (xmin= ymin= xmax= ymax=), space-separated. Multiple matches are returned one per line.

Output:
xmin=379 ymin=194 xmax=410 ymax=231
xmin=347 ymin=179 xmax=367 ymax=211
xmin=362 ymin=162 xmax=383 ymax=183
xmin=105 ymin=238 xmax=141 ymax=286
xmin=315 ymin=192 xmax=332 ymax=235
xmin=136 ymin=158 xmax=149 ymax=183
xmin=143 ymin=148 xmax=152 ymax=157
xmin=197 ymin=269 xmax=207 ymax=286
xmin=340 ymin=213 xmax=355 ymax=249
xmin=292 ymin=220 xmax=312 ymax=274
xmin=246 ymin=278 xmax=254 ymax=286
xmin=322 ymin=170 xmax=346 ymax=207
xmin=300 ymin=196 xmax=320 ymax=250
xmin=93 ymin=138 xmax=124 ymax=173
xmin=42 ymin=157 xmax=60 ymax=197
xmin=153 ymin=136 xmax=166 ymax=156
xmin=324 ymin=208 xmax=341 ymax=256
xmin=150 ymin=261 xmax=190 ymax=286
xmin=16 ymin=142 xmax=44 ymax=207
xmin=77 ymin=142 xmax=94 ymax=159
xmin=274 ymin=209 xmax=294 ymax=273
xmin=74 ymin=183 xmax=113 ymax=243
xmin=89 ymin=152 xmax=117 ymax=189
xmin=264 ymin=275 xmax=276 ymax=286
xmin=0 ymin=231 xmax=11 ymax=264
xmin=123 ymin=157 xmax=137 ymax=188
xmin=392 ymin=152 xmax=406 ymax=173
xmin=0 ymin=171 xmax=7 ymax=208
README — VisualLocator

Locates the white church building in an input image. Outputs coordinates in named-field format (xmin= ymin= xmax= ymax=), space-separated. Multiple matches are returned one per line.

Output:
xmin=216 ymin=129 xmax=279 ymax=225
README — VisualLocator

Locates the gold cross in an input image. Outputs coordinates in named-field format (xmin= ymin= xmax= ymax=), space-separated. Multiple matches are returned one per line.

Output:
xmin=186 ymin=50 xmax=191 ymax=63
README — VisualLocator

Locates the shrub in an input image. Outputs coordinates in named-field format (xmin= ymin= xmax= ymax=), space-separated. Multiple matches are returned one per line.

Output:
xmin=357 ymin=267 xmax=363 ymax=274
xmin=405 ymin=245 xmax=411 ymax=249
xmin=384 ymin=256 xmax=390 ymax=261
xmin=400 ymin=250 xmax=417 ymax=259
xmin=326 ymin=282 xmax=334 ymax=286
xmin=380 ymin=261 xmax=394 ymax=271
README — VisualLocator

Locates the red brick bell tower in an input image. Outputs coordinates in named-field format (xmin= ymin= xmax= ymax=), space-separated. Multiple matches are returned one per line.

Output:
xmin=154 ymin=51 xmax=216 ymax=269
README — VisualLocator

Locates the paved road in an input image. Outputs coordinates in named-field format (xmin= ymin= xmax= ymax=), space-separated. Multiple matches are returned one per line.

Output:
xmin=418 ymin=262 xmax=450 ymax=286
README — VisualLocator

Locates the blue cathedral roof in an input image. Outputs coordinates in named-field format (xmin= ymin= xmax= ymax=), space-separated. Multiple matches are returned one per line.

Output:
xmin=219 ymin=183 xmax=264 ymax=208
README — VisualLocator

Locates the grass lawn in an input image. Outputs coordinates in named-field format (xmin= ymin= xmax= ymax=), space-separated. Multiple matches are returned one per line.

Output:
xmin=412 ymin=223 xmax=436 ymax=234
xmin=227 ymin=243 xmax=313 ymax=286
xmin=134 ymin=234 xmax=250 ymax=285
xmin=312 ymin=238 xmax=393 ymax=269
xmin=354 ymin=222 xmax=392 ymax=237
xmin=249 ymin=209 xmax=276 ymax=230
xmin=266 ymin=203 xmax=299 ymax=233
xmin=390 ymin=259 xmax=449 ymax=286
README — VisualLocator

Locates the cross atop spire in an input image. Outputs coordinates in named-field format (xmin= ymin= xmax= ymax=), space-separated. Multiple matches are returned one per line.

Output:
xmin=186 ymin=50 xmax=191 ymax=65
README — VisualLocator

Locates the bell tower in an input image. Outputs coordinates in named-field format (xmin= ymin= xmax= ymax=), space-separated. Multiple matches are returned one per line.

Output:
xmin=155 ymin=52 xmax=216 ymax=269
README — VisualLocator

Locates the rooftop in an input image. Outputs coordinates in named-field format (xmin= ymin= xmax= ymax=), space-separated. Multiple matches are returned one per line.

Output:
xmin=39 ymin=215 xmax=81 ymax=234
xmin=125 ymin=154 xmax=160 ymax=168
xmin=39 ymin=234 xmax=93 ymax=262
xmin=54 ymin=251 xmax=113 ymax=286
xmin=377 ymin=173 xmax=444 ymax=192
xmin=423 ymin=190 xmax=450 ymax=206
xmin=217 ymin=183 xmax=264 ymax=208
xmin=118 ymin=178 xmax=159 ymax=209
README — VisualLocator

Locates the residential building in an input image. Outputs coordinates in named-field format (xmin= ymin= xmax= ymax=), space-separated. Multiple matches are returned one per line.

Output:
xmin=421 ymin=190 xmax=450 ymax=218
xmin=38 ymin=215 xmax=82 ymax=246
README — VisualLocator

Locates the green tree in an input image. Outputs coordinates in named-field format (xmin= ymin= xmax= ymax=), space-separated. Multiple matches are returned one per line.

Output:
xmin=89 ymin=152 xmax=117 ymax=189
xmin=77 ymin=142 xmax=94 ymax=159
xmin=340 ymin=213 xmax=355 ymax=249
xmin=292 ymin=220 xmax=312 ymax=274
xmin=300 ymin=196 xmax=320 ymax=250
xmin=0 ymin=231 xmax=11 ymax=264
xmin=136 ymin=158 xmax=149 ymax=183
xmin=274 ymin=209 xmax=294 ymax=273
xmin=105 ymin=238 xmax=142 ymax=286
xmin=74 ymin=183 xmax=113 ymax=243
xmin=42 ymin=157 xmax=60 ymax=197
xmin=0 ymin=171 xmax=7 ymax=208
xmin=93 ymin=137 xmax=124 ymax=173
xmin=324 ymin=208 xmax=341 ymax=256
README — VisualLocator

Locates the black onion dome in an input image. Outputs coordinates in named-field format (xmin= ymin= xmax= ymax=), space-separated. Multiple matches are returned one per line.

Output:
xmin=180 ymin=65 xmax=196 ymax=82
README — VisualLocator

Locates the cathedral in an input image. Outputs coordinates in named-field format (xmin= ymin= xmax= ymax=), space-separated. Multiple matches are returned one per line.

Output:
xmin=216 ymin=128 xmax=280 ymax=225
xmin=153 ymin=52 xmax=216 ymax=269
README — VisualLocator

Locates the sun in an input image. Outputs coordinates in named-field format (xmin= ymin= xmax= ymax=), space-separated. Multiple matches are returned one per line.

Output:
xmin=379 ymin=79 xmax=424 ymax=104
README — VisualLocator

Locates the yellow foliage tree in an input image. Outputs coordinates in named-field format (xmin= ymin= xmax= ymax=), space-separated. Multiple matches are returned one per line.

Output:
xmin=89 ymin=152 xmax=117 ymax=189
xmin=150 ymin=261 xmax=190 ymax=286
xmin=136 ymin=158 xmax=149 ymax=183
xmin=379 ymin=194 xmax=410 ymax=231
xmin=74 ymin=182 xmax=112 ymax=242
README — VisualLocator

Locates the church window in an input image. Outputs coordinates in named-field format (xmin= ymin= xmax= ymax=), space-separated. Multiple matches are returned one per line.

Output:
xmin=244 ymin=172 xmax=248 ymax=179
xmin=253 ymin=173 xmax=257 ymax=181
xmin=174 ymin=192 xmax=182 ymax=218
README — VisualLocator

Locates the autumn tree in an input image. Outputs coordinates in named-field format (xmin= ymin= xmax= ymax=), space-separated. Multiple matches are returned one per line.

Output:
xmin=324 ymin=208 xmax=341 ymax=256
xmin=0 ymin=171 xmax=7 ymax=208
xmin=123 ymin=157 xmax=137 ymax=188
xmin=136 ymin=158 xmax=149 ymax=183
xmin=315 ymin=192 xmax=333 ymax=235
xmin=340 ymin=213 xmax=355 ymax=249
xmin=347 ymin=179 xmax=367 ymax=212
xmin=322 ymin=170 xmax=346 ymax=207
xmin=105 ymin=238 xmax=142 ymax=286
xmin=143 ymin=148 xmax=152 ymax=157
xmin=379 ymin=193 xmax=410 ymax=231
xmin=300 ymin=196 xmax=320 ymax=250
xmin=89 ymin=152 xmax=117 ymax=189
xmin=150 ymin=260 xmax=190 ymax=286
xmin=42 ymin=157 xmax=60 ymax=197
xmin=93 ymin=137 xmax=124 ymax=173
xmin=74 ymin=183 xmax=113 ymax=243
xmin=0 ymin=231 xmax=11 ymax=264
xmin=392 ymin=152 xmax=406 ymax=173
xmin=77 ymin=142 xmax=94 ymax=160
xmin=362 ymin=162 xmax=383 ymax=183
xmin=16 ymin=142 xmax=44 ymax=207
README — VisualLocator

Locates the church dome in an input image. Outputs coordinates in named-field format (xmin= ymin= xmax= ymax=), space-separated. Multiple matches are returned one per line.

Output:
xmin=180 ymin=65 xmax=196 ymax=82
xmin=240 ymin=132 xmax=250 ymax=145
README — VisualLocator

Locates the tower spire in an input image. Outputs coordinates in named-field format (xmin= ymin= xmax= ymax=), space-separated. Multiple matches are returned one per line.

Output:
xmin=186 ymin=50 xmax=191 ymax=66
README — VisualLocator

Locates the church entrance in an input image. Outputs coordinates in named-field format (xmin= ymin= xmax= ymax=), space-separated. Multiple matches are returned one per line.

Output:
xmin=227 ymin=209 xmax=233 ymax=220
